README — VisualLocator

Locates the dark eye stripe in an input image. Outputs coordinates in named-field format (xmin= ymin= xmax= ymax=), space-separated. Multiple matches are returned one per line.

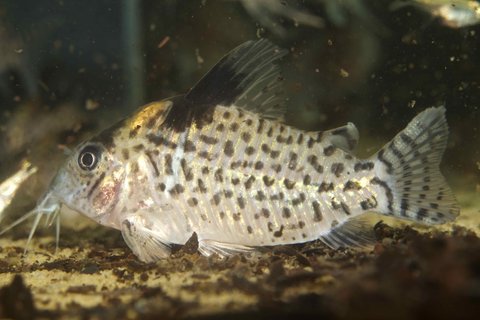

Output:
xmin=87 ymin=172 xmax=106 ymax=198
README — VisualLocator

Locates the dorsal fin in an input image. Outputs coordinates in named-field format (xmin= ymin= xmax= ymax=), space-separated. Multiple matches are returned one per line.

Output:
xmin=163 ymin=39 xmax=288 ymax=130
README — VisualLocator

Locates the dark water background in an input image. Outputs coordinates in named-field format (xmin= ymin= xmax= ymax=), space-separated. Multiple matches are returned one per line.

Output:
xmin=0 ymin=3 xmax=479 ymax=319
xmin=0 ymin=0 xmax=478 ymax=209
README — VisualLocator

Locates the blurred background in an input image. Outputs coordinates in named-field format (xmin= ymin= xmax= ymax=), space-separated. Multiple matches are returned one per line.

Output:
xmin=0 ymin=0 xmax=479 ymax=221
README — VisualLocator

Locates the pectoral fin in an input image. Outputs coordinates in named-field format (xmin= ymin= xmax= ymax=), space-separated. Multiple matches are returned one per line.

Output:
xmin=121 ymin=216 xmax=171 ymax=262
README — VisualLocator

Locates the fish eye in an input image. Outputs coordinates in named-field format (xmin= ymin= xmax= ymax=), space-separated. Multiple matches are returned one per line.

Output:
xmin=78 ymin=145 xmax=101 ymax=171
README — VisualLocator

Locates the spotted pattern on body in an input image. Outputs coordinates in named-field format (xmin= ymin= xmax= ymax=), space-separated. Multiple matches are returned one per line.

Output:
xmin=98 ymin=105 xmax=382 ymax=247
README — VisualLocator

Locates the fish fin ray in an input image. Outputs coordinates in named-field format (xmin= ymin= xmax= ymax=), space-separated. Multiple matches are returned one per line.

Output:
xmin=164 ymin=39 xmax=288 ymax=130
xmin=373 ymin=106 xmax=459 ymax=224
xmin=319 ymin=217 xmax=375 ymax=249
xmin=121 ymin=216 xmax=171 ymax=262
xmin=198 ymin=238 xmax=254 ymax=257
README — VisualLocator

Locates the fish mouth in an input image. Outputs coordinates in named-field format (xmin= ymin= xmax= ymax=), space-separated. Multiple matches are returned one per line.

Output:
xmin=0 ymin=191 xmax=62 ymax=253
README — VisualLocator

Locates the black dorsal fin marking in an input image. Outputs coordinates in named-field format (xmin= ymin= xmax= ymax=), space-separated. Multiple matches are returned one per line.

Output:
xmin=163 ymin=39 xmax=288 ymax=131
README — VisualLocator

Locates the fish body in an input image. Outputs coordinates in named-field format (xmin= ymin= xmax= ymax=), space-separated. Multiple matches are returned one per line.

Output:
xmin=78 ymin=103 xmax=366 ymax=248
xmin=391 ymin=0 xmax=480 ymax=28
xmin=14 ymin=40 xmax=459 ymax=262
xmin=0 ymin=161 xmax=37 ymax=220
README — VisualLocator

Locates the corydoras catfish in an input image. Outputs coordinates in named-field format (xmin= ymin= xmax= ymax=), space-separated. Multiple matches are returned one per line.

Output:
xmin=2 ymin=40 xmax=459 ymax=262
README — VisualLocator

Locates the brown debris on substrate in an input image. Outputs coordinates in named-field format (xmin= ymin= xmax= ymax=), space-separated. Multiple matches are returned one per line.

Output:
xmin=0 ymin=224 xmax=479 ymax=319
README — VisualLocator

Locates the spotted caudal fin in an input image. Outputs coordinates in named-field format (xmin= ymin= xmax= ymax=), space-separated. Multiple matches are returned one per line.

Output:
xmin=373 ymin=106 xmax=459 ymax=224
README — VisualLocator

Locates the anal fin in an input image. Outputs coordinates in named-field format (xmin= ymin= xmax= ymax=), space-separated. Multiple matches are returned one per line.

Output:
xmin=121 ymin=215 xmax=171 ymax=263
xmin=198 ymin=238 xmax=254 ymax=258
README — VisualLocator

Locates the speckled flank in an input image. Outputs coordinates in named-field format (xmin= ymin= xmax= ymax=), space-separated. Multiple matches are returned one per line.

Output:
xmin=108 ymin=104 xmax=381 ymax=247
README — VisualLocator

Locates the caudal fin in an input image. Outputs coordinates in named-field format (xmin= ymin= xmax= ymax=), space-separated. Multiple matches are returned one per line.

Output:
xmin=374 ymin=106 xmax=459 ymax=224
